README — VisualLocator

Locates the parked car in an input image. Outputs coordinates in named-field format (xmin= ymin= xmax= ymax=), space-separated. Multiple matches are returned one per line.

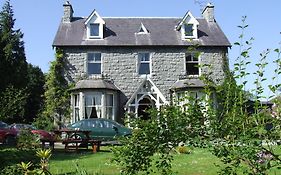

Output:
xmin=9 ymin=124 xmax=55 ymax=142
xmin=0 ymin=121 xmax=17 ymax=145
xmin=67 ymin=118 xmax=132 ymax=141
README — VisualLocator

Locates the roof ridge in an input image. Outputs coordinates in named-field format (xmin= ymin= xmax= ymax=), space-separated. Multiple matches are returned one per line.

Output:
xmin=101 ymin=17 xmax=181 ymax=19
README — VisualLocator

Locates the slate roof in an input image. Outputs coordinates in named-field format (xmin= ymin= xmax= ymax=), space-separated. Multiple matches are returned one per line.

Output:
xmin=170 ymin=78 xmax=205 ymax=90
xmin=53 ymin=17 xmax=231 ymax=47
xmin=71 ymin=79 xmax=119 ymax=91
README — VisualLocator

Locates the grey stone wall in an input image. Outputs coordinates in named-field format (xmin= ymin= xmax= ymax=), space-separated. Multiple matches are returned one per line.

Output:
xmin=62 ymin=46 xmax=228 ymax=106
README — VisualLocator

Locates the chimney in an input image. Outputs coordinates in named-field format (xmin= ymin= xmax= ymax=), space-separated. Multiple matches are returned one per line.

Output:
xmin=202 ymin=3 xmax=214 ymax=22
xmin=63 ymin=1 xmax=74 ymax=23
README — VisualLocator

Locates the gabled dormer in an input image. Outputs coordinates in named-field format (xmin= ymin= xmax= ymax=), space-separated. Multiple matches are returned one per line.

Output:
xmin=85 ymin=10 xmax=105 ymax=39
xmin=176 ymin=11 xmax=199 ymax=40
xmin=137 ymin=23 xmax=149 ymax=34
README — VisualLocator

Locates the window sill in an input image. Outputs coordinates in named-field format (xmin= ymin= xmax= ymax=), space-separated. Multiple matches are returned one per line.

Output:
xmin=139 ymin=74 xmax=151 ymax=78
xmin=86 ymin=37 xmax=104 ymax=40
xmin=179 ymin=74 xmax=200 ymax=79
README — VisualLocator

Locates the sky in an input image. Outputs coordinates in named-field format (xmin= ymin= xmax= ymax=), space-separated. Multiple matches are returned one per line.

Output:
xmin=0 ymin=0 xmax=280 ymax=99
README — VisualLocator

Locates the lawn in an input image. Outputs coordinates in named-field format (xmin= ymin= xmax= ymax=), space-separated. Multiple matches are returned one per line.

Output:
xmin=49 ymin=147 xmax=222 ymax=175
xmin=1 ymin=145 xmax=280 ymax=175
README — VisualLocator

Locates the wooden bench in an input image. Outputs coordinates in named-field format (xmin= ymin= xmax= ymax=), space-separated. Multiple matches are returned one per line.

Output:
xmin=62 ymin=139 xmax=101 ymax=153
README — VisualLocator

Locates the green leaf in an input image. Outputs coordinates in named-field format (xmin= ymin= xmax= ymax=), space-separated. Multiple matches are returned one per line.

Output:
xmin=241 ymin=51 xmax=248 ymax=57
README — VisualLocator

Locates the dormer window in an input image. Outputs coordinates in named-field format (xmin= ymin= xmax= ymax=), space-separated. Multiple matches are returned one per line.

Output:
xmin=90 ymin=23 xmax=100 ymax=37
xmin=85 ymin=10 xmax=105 ymax=39
xmin=176 ymin=11 xmax=199 ymax=40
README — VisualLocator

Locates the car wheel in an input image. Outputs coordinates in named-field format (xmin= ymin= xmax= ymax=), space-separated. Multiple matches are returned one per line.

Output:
xmin=4 ymin=135 xmax=16 ymax=146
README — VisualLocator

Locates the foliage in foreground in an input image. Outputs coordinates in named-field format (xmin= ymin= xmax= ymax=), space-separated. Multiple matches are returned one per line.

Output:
xmin=0 ymin=148 xmax=39 ymax=175
xmin=34 ymin=48 xmax=70 ymax=130
xmin=112 ymin=96 xmax=209 ymax=175
xmin=113 ymin=16 xmax=281 ymax=175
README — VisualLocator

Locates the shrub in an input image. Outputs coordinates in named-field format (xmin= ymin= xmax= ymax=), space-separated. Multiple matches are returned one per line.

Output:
xmin=17 ymin=128 xmax=40 ymax=149
xmin=177 ymin=146 xmax=192 ymax=154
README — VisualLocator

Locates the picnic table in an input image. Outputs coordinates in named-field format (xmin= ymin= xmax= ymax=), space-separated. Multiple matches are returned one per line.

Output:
xmin=53 ymin=129 xmax=101 ymax=153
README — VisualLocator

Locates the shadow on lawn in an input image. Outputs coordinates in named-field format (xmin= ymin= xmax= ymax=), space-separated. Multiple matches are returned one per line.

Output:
xmin=51 ymin=147 xmax=112 ymax=161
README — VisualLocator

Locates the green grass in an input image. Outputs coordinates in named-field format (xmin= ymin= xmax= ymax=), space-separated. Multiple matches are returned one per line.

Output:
xmin=49 ymin=147 xmax=222 ymax=175
xmin=49 ymin=150 xmax=118 ymax=175
xmin=1 ymin=145 xmax=280 ymax=175
xmin=171 ymin=148 xmax=221 ymax=175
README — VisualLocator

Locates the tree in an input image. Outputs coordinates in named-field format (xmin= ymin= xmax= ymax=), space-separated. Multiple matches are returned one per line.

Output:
xmin=37 ymin=48 xmax=70 ymax=130
xmin=24 ymin=64 xmax=45 ymax=123
xmin=0 ymin=86 xmax=28 ymax=123
xmin=0 ymin=0 xmax=27 ymax=92
xmin=0 ymin=0 xmax=29 ymax=123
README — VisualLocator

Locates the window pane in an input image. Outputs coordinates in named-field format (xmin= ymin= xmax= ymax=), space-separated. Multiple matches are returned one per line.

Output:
xmin=90 ymin=24 xmax=99 ymax=36
xmin=85 ymin=94 xmax=102 ymax=106
xmin=88 ymin=53 xmax=101 ymax=62
xmin=74 ymin=109 xmax=79 ymax=122
xmin=88 ymin=63 xmax=101 ymax=74
xmin=85 ymin=96 xmax=92 ymax=106
xmin=184 ymin=24 xmax=193 ymax=36
xmin=106 ymin=94 xmax=113 ymax=106
xmin=94 ymin=95 xmax=102 ymax=105
xmin=88 ymin=53 xmax=94 ymax=61
xmin=139 ymin=53 xmax=150 ymax=61
xmin=74 ymin=94 xmax=80 ymax=106
xmin=106 ymin=107 xmax=113 ymax=120
xmin=94 ymin=53 xmax=101 ymax=61
xmin=139 ymin=63 xmax=150 ymax=74
xmin=186 ymin=63 xmax=199 ymax=75
xmin=186 ymin=54 xmax=192 ymax=61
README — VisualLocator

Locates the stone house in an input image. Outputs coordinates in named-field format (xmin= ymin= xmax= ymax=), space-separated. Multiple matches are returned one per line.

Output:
xmin=53 ymin=1 xmax=230 ymax=123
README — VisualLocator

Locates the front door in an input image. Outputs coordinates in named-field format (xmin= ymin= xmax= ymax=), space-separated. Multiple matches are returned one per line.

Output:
xmin=137 ymin=97 xmax=155 ymax=120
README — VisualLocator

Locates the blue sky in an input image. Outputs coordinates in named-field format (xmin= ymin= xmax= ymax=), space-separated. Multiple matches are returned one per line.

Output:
xmin=1 ymin=0 xmax=280 ymax=99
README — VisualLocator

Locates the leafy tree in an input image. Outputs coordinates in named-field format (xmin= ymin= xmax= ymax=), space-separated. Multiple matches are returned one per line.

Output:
xmin=0 ymin=0 xmax=27 ymax=92
xmin=0 ymin=0 xmax=30 ymax=123
xmin=0 ymin=86 xmax=28 ymax=123
xmin=36 ymin=48 xmax=70 ymax=130
xmin=24 ymin=64 xmax=45 ymax=123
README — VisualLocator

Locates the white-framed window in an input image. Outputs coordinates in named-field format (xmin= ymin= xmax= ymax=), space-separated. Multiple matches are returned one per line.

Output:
xmin=85 ymin=93 xmax=102 ymax=119
xmin=74 ymin=94 xmax=80 ymax=122
xmin=185 ymin=53 xmax=199 ymax=76
xmin=90 ymin=23 xmax=100 ymax=37
xmin=138 ymin=52 xmax=151 ymax=75
xmin=184 ymin=24 xmax=193 ymax=37
xmin=176 ymin=90 xmax=206 ymax=109
xmin=87 ymin=52 xmax=101 ymax=75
